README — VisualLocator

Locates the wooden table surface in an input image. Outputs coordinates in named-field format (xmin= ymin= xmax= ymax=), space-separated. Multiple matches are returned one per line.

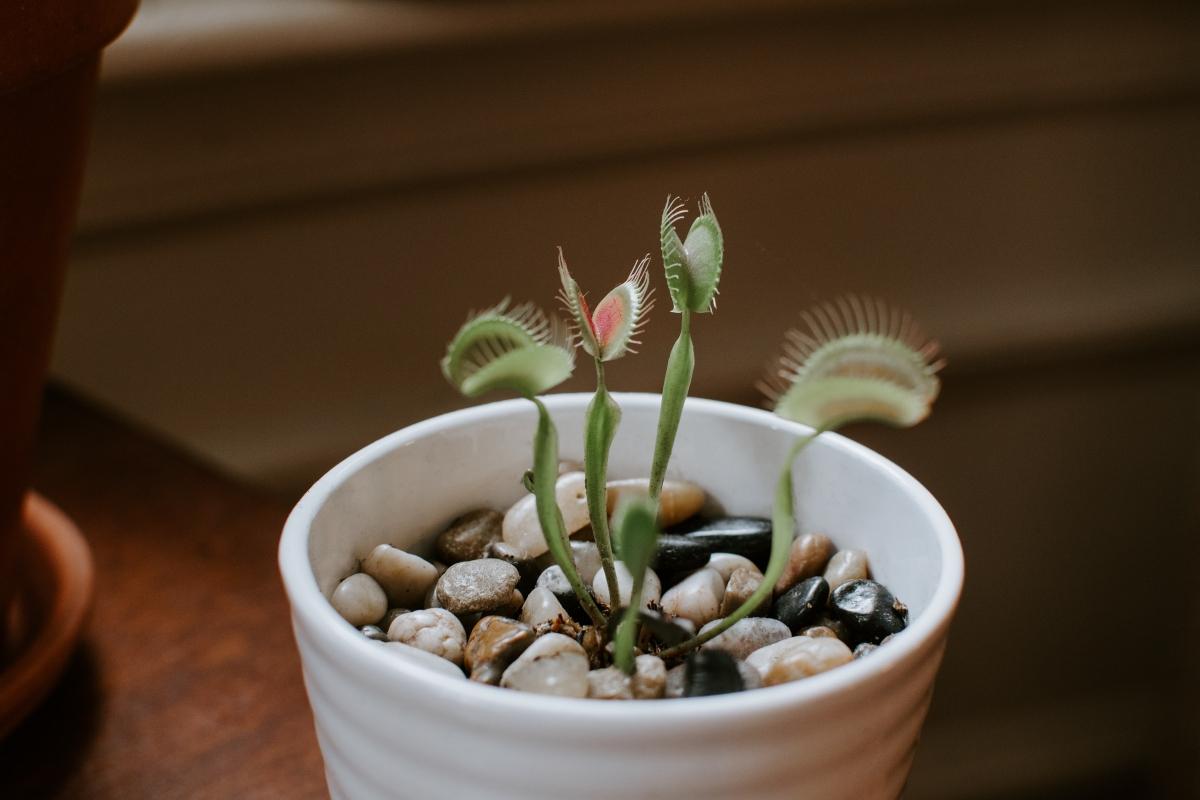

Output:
xmin=0 ymin=389 xmax=326 ymax=798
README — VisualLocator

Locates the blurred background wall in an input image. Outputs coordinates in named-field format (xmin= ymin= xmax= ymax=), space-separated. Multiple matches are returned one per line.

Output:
xmin=49 ymin=0 xmax=1200 ymax=797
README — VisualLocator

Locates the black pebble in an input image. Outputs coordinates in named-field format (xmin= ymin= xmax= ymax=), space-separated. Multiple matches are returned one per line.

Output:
xmin=652 ymin=534 xmax=711 ymax=575
xmin=774 ymin=576 xmax=830 ymax=633
xmin=679 ymin=517 xmax=773 ymax=570
xmin=829 ymin=579 xmax=908 ymax=645
xmin=605 ymin=608 xmax=693 ymax=647
xmin=683 ymin=650 xmax=745 ymax=697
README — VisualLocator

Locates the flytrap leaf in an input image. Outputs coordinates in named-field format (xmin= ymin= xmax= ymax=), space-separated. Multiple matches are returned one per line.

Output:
xmin=760 ymin=296 xmax=943 ymax=430
xmin=612 ymin=494 xmax=659 ymax=582
xmin=660 ymin=194 xmax=724 ymax=314
xmin=441 ymin=299 xmax=574 ymax=398
xmin=557 ymin=251 xmax=654 ymax=362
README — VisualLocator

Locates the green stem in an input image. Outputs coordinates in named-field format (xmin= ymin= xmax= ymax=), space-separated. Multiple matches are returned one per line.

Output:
xmin=531 ymin=397 xmax=607 ymax=628
xmin=613 ymin=570 xmax=646 ymax=674
xmin=649 ymin=309 xmax=694 ymax=509
xmin=585 ymin=360 xmax=622 ymax=608
xmin=659 ymin=429 xmax=824 ymax=659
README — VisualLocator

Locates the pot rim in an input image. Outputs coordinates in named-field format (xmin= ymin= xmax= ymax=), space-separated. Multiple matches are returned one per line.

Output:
xmin=279 ymin=392 xmax=963 ymax=720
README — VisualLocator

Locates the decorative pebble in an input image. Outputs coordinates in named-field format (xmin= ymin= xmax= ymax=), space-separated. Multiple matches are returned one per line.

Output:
xmin=570 ymin=541 xmax=603 ymax=585
xmin=435 ymin=509 xmax=503 ymax=563
xmin=652 ymin=535 xmax=711 ymax=575
xmin=536 ymin=565 xmax=598 ymax=623
xmin=774 ymin=576 xmax=830 ymax=633
xmin=592 ymin=561 xmax=661 ymax=611
xmin=706 ymin=552 xmax=760 ymax=582
xmin=587 ymin=667 xmax=633 ymax=700
xmin=665 ymin=664 xmax=687 ymax=698
xmin=500 ymin=633 xmax=590 ymax=697
xmin=520 ymin=586 xmax=569 ymax=628
xmin=387 ymin=608 xmax=467 ymax=665
xmin=720 ymin=566 xmax=768 ymax=617
xmin=632 ymin=655 xmax=667 ymax=699
xmin=681 ymin=517 xmax=772 ymax=569
xmin=502 ymin=472 xmax=590 ymax=559
xmin=331 ymin=573 xmax=387 ymax=626
xmin=829 ymin=579 xmax=908 ymax=645
xmin=661 ymin=568 xmax=725 ymax=627
xmin=606 ymin=478 xmax=705 ymax=527
xmin=361 ymin=544 xmax=440 ymax=609
xmin=761 ymin=636 xmax=853 ymax=686
xmin=774 ymin=533 xmax=834 ymax=594
xmin=699 ymin=617 xmax=791 ymax=660
xmin=853 ymin=642 xmax=878 ymax=659
xmin=802 ymin=625 xmax=838 ymax=639
xmin=435 ymin=559 xmax=520 ymax=615
xmin=359 ymin=624 xmax=388 ymax=642
xmin=745 ymin=636 xmax=815 ymax=677
xmin=382 ymin=641 xmax=466 ymax=680
xmin=463 ymin=616 xmax=536 ymax=684
xmin=737 ymin=660 xmax=762 ymax=691
xmin=683 ymin=650 xmax=744 ymax=697
xmin=824 ymin=549 xmax=870 ymax=591
xmin=381 ymin=608 xmax=409 ymax=632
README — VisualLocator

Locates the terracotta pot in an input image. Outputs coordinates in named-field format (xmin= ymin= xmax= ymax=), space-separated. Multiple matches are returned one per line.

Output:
xmin=0 ymin=2 xmax=139 ymax=652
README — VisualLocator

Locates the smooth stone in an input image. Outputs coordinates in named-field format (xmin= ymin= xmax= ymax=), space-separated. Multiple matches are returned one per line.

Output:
xmin=720 ymin=566 xmax=769 ymax=617
xmin=706 ymin=552 xmax=760 ymax=582
xmin=661 ymin=568 xmax=724 ymax=627
xmin=652 ymin=535 xmax=711 ymax=574
xmin=699 ymin=617 xmax=791 ymax=660
xmin=463 ymin=616 xmax=536 ymax=684
xmin=387 ymin=608 xmax=467 ymax=665
xmin=359 ymin=624 xmax=388 ymax=642
xmin=382 ymin=641 xmax=466 ymax=680
xmin=745 ymin=636 xmax=821 ymax=677
xmin=774 ymin=533 xmax=835 ymax=594
xmin=587 ymin=667 xmax=633 ymax=700
xmin=802 ymin=625 xmax=838 ymax=639
xmin=487 ymin=541 xmax=542 ymax=588
xmin=536 ymin=565 xmax=598 ymax=623
xmin=520 ymin=586 xmax=570 ymax=628
xmin=331 ymin=573 xmax=387 ymax=626
xmin=853 ymin=642 xmax=878 ymax=659
xmin=680 ymin=517 xmax=772 ymax=569
xmin=824 ymin=549 xmax=870 ymax=591
xmin=571 ymin=541 xmax=603 ymax=585
xmin=502 ymin=471 xmax=590 ymax=558
xmin=762 ymin=636 xmax=853 ymax=686
xmin=605 ymin=478 xmax=705 ymax=527
xmin=361 ymin=544 xmax=439 ymax=609
xmin=592 ymin=562 xmax=661 ymax=611
xmin=683 ymin=650 xmax=744 ymax=697
xmin=737 ymin=660 xmax=762 ymax=691
xmin=829 ymin=579 xmax=908 ymax=645
xmin=435 ymin=509 xmax=503 ymax=563
xmin=500 ymin=632 xmax=590 ymax=697
xmin=435 ymin=558 xmax=520 ymax=615
xmin=665 ymin=664 xmax=687 ymax=698
xmin=381 ymin=608 xmax=410 ymax=632
xmin=632 ymin=655 xmax=667 ymax=699
xmin=774 ymin=576 xmax=831 ymax=633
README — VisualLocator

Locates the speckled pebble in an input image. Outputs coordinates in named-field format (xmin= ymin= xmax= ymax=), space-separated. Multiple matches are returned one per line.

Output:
xmin=774 ymin=533 xmax=834 ymax=594
xmin=500 ymin=633 xmax=590 ymax=697
xmin=606 ymin=478 xmax=705 ymax=527
xmin=660 ymin=568 xmax=724 ymax=627
xmin=761 ymin=636 xmax=853 ymax=686
xmin=387 ymin=608 xmax=467 ymax=665
xmin=435 ymin=559 xmax=520 ymax=615
xmin=362 ymin=544 xmax=440 ymax=608
xmin=632 ymin=655 xmax=667 ymax=699
xmin=592 ymin=561 xmax=661 ymax=611
xmin=587 ymin=667 xmax=633 ymax=700
xmin=720 ymin=566 xmax=769 ymax=617
xmin=463 ymin=616 xmax=535 ymax=684
xmin=699 ymin=617 xmax=791 ymax=660
xmin=823 ymin=549 xmax=870 ymax=591
xmin=435 ymin=509 xmax=503 ymax=563
xmin=359 ymin=624 xmax=388 ymax=642
xmin=502 ymin=472 xmax=590 ymax=559
xmin=331 ymin=573 xmax=387 ymax=626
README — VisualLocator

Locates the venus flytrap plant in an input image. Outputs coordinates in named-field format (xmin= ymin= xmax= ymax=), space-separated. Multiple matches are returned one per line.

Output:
xmin=649 ymin=194 xmax=723 ymax=512
xmin=557 ymin=250 xmax=653 ymax=609
xmin=441 ymin=299 xmax=607 ymax=628
xmin=660 ymin=297 xmax=943 ymax=659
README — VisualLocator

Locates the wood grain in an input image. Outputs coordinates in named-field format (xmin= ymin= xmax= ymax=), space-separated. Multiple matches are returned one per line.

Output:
xmin=0 ymin=388 xmax=325 ymax=799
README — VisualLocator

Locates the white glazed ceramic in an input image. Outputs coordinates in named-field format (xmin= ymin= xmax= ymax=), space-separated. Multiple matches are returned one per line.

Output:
xmin=280 ymin=394 xmax=963 ymax=800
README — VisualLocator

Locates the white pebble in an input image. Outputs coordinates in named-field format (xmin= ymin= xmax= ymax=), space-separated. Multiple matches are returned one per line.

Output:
xmin=591 ymin=561 xmax=661 ymax=610
xmin=587 ymin=667 xmax=633 ymax=700
xmin=382 ymin=641 xmax=466 ymax=680
xmin=331 ymin=573 xmax=387 ymax=626
xmin=500 ymin=633 xmax=589 ymax=697
xmin=762 ymin=636 xmax=853 ymax=686
xmin=664 ymin=664 xmax=687 ymax=698
xmin=746 ymin=635 xmax=852 ymax=680
xmin=362 ymin=544 xmax=439 ymax=608
xmin=502 ymin=472 xmax=590 ymax=558
xmin=632 ymin=654 xmax=667 ymax=699
xmin=705 ymin=552 xmax=761 ymax=582
xmin=660 ymin=568 xmax=725 ymax=627
xmin=571 ymin=541 xmax=603 ymax=585
xmin=387 ymin=608 xmax=466 ymax=665
xmin=520 ymin=586 xmax=569 ymax=628
xmin=699 ymin=617 xmax=791 ymax=660
xmin=824 ymin=549 xmax=870 ymax=591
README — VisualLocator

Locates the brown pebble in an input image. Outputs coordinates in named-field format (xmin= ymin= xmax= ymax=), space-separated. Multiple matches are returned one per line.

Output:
xmin=720 ymin=566 xmax=770 ymax=616
xmin=801 ymin=625 xmax=837 ymax=639
xmin=774 ymin=533 xmax=834 ymax=594
xmin=463 ymin=616 xmax=535 ymax=684
xmin=436 ymin=509 xmax=503 ymax=563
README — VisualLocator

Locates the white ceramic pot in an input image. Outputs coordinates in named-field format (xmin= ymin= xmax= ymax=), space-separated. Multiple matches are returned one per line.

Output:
xmin=280 ymin=393 xmax=963 ymax=800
